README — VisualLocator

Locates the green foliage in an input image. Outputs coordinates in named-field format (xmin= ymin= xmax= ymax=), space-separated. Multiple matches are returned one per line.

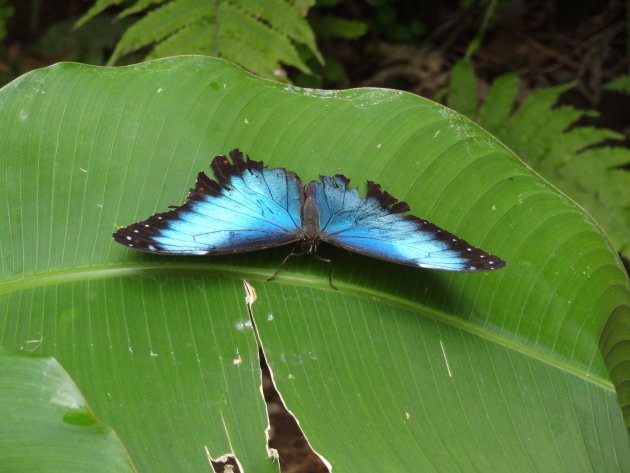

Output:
xmin=368 ymin=0 xmax=425 ymax=43
xmin=77 ymin=0 xmax=323 ymax=80
xmin=447 ymin=59 xmax=630 ymax=260
xmin=605 ymin=75 xmax=630 ymax=94
xmin=309 ymin=13 xmax=367 ymax=39
xmin=0 ymin=347 xmax=135 ymax=473
xmin=32 ymin=16 xmax=134 ymax=66
xmin=0 ymin=0 xmax=14 ymax=41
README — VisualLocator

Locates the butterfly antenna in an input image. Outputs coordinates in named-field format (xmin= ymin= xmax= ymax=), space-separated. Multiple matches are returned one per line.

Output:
xmin=268 ymin=246 xmax=303 ymax=282
xmin=313 ymin=254 xmax=337 ymax=290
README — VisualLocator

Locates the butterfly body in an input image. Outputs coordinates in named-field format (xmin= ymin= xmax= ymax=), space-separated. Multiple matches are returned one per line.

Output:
xmin=298 ymin=191 xmax=322 ymax=255
xmin=113 ymin=149 xmax=506 ymax=276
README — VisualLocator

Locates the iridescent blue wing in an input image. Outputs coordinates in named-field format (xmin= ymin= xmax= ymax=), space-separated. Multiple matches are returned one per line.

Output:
xmin=308 ymin=175 xmax=506 ymax=271
xmin=113 ymin=149 xmax=303 ymax=255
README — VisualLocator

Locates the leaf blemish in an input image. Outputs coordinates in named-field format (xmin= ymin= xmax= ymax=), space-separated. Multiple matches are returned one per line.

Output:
xmin=233 ymin=349 xmax=242 ymax=366
xmin=439 ymin=340 xmax=453 ymax=378
xmin=235 ymin=320 xmax=252 ymax=331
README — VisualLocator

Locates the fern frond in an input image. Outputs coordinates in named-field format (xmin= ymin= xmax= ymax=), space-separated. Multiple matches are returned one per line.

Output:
xmin=310 ymin=14 xmax=368 ymax=39
xmin=119 ymin=0 xmax=168 ymax=19
xmin=83 ymin=0 xmax=321 ymax=80
xmin=76 ymin=0 xmax=127 ymax=28
xmin=219 ymin=32 xmax=284 ymax=80
xmin=548 ymin=127 xmax=622 ymax=162
xmin=477 ymin=74 xmax=518 ymax=130
xmin=605 ymin=75 xmax=630 ymax=94
xmin=446 ymin=59 xmax=477 ymax=118
xmin=147 ymin=20 xmax=216 ymax=59
xmin=218 ymin=1 xmax=310 ymax=73
xmin=499 ymin=83 xmax=572 ymax=140
xmin=292 ymin=0 xmax=316 ymax=13
xmin=506 ymin=105 xmax=583 ymax=165
xmin=232 ymin=0 xmax=322 ymax=62
xmin=107 ymin=0 xmax=215 ymax=65
xmin=447 ymin=58 xmax=630 ymax=261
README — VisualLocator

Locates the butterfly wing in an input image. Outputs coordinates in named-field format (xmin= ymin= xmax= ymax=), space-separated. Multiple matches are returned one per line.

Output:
xmin=308 ymin=175 xmax=505 ymax=271
xmin=113 ymin=149 xmax=303 ymax=255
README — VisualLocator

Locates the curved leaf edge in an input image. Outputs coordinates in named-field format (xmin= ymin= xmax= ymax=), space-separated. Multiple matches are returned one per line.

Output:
xmin=0 ymin=345 xmax=138 ymax=473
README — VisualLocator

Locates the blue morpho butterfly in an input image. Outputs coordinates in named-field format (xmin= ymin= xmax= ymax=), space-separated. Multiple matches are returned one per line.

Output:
xmin=113 ymin=149 xmax=506 ymax=288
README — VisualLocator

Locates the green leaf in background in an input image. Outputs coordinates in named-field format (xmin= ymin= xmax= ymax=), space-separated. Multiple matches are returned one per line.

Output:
xmin=605 ymin=74 xmax=630 ymax=94
xmin=447 ymin=58 xmax=630 ymax=265
xmin=76 ymin=0 xmax=322 ymax=80
xmin=446 ymin=58 xmax=477 ymax=118
xmin=0 ymin=56 xmax=629 ymax=471
xmin=309 ymin=14 xmax=368 ymax=39
xmin=0 ymin=346 xmax=136 ymax=473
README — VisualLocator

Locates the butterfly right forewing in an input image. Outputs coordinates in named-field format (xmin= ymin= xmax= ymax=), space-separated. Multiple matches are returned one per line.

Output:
xmin=308 ymin=176 xmax=506 ymax=272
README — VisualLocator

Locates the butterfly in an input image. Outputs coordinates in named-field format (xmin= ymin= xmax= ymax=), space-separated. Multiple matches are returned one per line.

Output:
xmin=113 ymin=149 xmax=506 ymax=288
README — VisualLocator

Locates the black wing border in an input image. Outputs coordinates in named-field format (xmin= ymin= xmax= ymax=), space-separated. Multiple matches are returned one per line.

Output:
xmin=112 ymin=149 xmax=304 ymax=255
xmin=317 ymin=175 xmax=506 ymax=272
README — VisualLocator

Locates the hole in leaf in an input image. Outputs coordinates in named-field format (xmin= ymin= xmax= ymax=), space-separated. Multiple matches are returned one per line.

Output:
xmin=242 ymin=280 xmax=330 ymax=472
xmin=260 ymin=352 xmax=329 ymax=473
xmin=209 ymin=452 xmax=242 ymax=473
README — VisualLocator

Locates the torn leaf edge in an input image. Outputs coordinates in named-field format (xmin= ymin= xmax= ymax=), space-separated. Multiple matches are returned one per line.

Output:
xmin=242 ymin=280 xmax=333 ymax=472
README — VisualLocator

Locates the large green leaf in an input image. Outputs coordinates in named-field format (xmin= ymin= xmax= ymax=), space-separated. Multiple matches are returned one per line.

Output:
xmin=0 ymin=57 xmax=628 ymax=471
xmin=0 ymin=347 xmax=136 ymax=473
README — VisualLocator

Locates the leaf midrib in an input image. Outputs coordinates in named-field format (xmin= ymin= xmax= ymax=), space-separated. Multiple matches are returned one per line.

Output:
xmin=0 ymin=263 xmax=614 ymax=391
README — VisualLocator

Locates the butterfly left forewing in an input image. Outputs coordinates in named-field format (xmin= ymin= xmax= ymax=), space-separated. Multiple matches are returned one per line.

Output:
xmin=310 ymin=176 xmax=506 ymax=272
xmin=113 ymin=149 xmax=303 ymax=255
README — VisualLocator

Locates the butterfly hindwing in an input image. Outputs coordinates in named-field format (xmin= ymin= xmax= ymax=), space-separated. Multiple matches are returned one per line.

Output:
xmin=308 ymin=176 xmax=505 ymax=271
xmin=113 ymin=149 xmax=303 ymax=255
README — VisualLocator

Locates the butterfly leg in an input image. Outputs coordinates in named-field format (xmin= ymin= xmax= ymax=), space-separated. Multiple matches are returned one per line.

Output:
xmin=313 ymin=254 xmax=337 ymax=290
xmin=267 ymin=246 xmax=304 ymax=282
